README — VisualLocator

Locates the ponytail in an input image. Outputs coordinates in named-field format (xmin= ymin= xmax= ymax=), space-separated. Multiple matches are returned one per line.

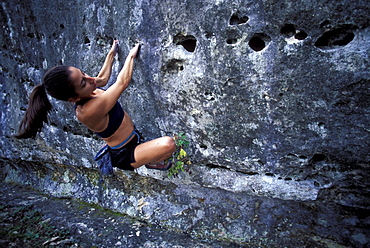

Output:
xmin=15 ymin=84 xmax=52 ymax=139
xmin=16 ymin=65 xmax=75 ymax=139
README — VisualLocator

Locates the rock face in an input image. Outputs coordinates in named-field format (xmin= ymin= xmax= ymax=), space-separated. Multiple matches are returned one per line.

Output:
xmin=1 ymin=0 xmax=369 ymax=246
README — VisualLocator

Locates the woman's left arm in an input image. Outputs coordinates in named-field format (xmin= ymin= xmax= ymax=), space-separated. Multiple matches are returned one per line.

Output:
xmin=95 ymin=40 xmax=119 ymax=87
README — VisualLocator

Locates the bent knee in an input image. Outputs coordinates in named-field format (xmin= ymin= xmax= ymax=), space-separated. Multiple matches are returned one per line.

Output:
xmin=161 ymin=136 xmax=176 ymax=152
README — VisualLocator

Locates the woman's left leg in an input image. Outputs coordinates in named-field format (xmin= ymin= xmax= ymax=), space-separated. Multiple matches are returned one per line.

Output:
xmin=130 ymin=136 xmax=176 ymax=169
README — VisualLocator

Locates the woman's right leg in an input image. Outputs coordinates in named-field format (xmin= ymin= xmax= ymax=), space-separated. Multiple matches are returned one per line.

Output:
xmin=130 ymin=136 xmax=176 ymax=169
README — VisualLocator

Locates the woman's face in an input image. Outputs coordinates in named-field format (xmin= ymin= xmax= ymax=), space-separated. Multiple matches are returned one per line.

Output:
xmin=69 ymin=66 xmax=97 ymax=100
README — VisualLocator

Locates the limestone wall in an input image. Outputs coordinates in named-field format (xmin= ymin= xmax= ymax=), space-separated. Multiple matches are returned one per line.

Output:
xmin=1 ymin=0 xmax=369 ymax=246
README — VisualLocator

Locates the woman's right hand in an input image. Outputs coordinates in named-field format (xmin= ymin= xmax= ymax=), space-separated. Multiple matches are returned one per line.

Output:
xmin=130 ymin=43 xmax=141 ymax=58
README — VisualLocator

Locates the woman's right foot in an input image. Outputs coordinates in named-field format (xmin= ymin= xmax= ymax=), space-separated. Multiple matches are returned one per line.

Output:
xmin=145 ymin=161 xmax=172 ymax=170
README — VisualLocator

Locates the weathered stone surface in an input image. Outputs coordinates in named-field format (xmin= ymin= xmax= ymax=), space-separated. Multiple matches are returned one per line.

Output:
xmin=0 ymin=182 xmax=238 ymax=247
xmin=2 ymin=159 xmax=369 ymax=247
xmin=0 ymin=0 xmax=369 ymax=246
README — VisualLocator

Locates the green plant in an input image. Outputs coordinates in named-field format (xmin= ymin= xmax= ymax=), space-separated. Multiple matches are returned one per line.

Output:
xmin=168 ymin=132 xmax=192 ymax=177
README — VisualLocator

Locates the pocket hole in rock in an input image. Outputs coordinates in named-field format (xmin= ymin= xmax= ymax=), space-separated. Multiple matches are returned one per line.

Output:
xmin=249 ymin=33 xmax=271 ymax=52
xmin=227 ymin=38 xmax=238 ymax=44
xmin=226 ymin=29 xmax=241 ymax=45
xmin=84 ymin=36 xmax=91 ymax=44
xmin=315 ymin=25 xmax=355 ymax=49
xmin=229 ymin=14 xmax=249 ymax=25
xmin=280 ymin=24 xmax=296 ymax=37
xmin=161 ymin=59 xmax=185 ymax=73
xmin=174 ymin=33 xmax=197 ymax=52
xmin=310 ymin=153 xmax=328 ymax=163
xmin=281 ymin=24 xmax=308 ymax=40
xmin=320 ymin=20 xmax=331 ymax=29
xmin=295 ymin=30 xmax=308 ymax=40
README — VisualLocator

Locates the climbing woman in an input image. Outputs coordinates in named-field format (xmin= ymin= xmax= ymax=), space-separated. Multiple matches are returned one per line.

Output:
xmin=16 ymin=40 xmax=176 ymax=173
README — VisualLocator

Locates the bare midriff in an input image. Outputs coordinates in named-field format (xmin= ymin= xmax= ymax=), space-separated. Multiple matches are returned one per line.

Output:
xmin=102 ymin=112 xmax=136 ymax=148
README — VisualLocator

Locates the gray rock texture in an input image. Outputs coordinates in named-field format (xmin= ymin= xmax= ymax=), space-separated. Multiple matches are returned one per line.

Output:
xmin=1 ymin=0 xmax=369 ymax=246
xmin=0 ymin=182 xmax=237 ymax=247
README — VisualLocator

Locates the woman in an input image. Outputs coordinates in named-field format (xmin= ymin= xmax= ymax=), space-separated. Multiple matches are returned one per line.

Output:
xmin=16 ymin=40 xmax=176 ymax=172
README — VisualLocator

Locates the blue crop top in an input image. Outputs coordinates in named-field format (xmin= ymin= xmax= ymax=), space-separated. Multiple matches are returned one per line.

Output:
xmin=75 ymin=98 xmax=125 ymax=138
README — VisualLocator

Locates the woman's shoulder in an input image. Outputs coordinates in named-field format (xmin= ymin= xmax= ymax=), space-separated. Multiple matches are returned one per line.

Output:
xmin=94 ymin=88 xmax=106 ymax=96
xmin=75 ymin=88 xmax=107 ymax=117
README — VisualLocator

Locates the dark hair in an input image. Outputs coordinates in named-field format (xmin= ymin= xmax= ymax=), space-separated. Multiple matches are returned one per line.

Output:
xmin=43 ymin=66 xmax=77 ymax=101
xmin=16 ymin=65 xmax=77 ymax=139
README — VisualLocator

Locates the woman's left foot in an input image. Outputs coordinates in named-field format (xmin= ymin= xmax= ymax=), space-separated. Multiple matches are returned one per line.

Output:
xmin=145 ymin=161 xmax=172 ymax=170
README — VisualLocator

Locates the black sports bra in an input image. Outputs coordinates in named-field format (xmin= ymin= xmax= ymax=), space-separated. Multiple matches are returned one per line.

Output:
xmin=75 ymin=98 xmax=124 ymax=138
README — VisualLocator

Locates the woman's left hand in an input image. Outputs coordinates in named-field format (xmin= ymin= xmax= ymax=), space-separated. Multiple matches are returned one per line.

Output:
xmin=111 ymin=40 xmax=119 ymax=55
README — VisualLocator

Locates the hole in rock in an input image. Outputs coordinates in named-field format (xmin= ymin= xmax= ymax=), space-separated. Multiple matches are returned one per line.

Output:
xmin=265 ymin=173 xmax=274 ymax=176
xmin=280 ymin=24 xmax=296 ymax=37
xmin=84 ymin=36 xmax=90 ymax=44
xmin=257 ymin=159 xmax=264 ymax=165
xmin=204 ymin=91 xmax=215 ymax=101
xmin=60 ymin=24 xmax=65 ymax=29
xmin=27 ymin=33 xmax=35 ymax=38
xmin=249 ymin=37 xmax=265 ymax=51
xmin=226 ymin=29 xmax=241 ymax=45
xmin=229 ymin=14 xmax=249 ymax=25
xmin=161 ymin=59 xmax=185 ymax=73
xmin=310 ymin=153 xmax=327 ymax=163
xmin=200 ymin=144 xmax=207 ymax=149
xmin=320 ymin=20 xmax=331 ymax=29
xmin=227 ymin=38 xmax=238 ymax=44
xmin=295 ymin=30 xmax=308 ymax=40
xmin=315 ymin=25 xmax=355 ymax=49
xmin=284 ymin=177 xmax=292 ymax=181
xmin=181 ymin=39 xmax=197 ymax=52
xmin=318 ymin=122 xmax=325 ymax=128
xmin=174 ymin=33 xmax=197 ymax=52
xmin=249 ymin=33 xmax=271 ymax=52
